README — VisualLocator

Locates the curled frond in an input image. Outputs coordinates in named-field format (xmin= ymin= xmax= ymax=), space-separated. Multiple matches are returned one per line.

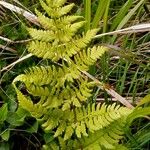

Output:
xmin=12 ymin=82 xmax=46 ymax=118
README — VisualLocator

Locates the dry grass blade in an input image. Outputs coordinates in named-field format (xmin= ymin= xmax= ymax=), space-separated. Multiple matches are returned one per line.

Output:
xmin=0 ymin=44 xmax=17 ymax=53
xmin=0 ymin=35 xmax=32 ymax=44
xmin=0 ymin=5 xmax=6 ymax=20
xmin=0 ymin=36 xmax=14 ymax=43
xmin=0 ymin=1 xmax=40 ymax=26
xmin=0 ymin=53 xmax=33 ymax=72
xmin=81 ymin=71 xmax=134 ymax=109
xmin=96 ymin=97 xmax=141 ymax=104
xmin=94 ymin=24 xmax=150 ymax=39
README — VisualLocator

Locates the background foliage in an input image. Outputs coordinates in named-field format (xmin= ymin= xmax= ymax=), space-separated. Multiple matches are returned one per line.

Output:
xmin=0 ymin=0 xmax=150 ymax=149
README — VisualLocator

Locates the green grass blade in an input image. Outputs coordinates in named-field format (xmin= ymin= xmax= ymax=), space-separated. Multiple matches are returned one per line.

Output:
xmin=119 ymin=62 xmax=130 ymax=94
xmin=116 ymin=0 xmax=145 ymax=30
xmin=127 ymin=67 xmax=139 ymax=97
xmin=103 ymin=0 xmax=111 ymax=34
xmin=84 ymin=0 xmax=91 ymax=31
xmin=110 ymin=0 xmax=133 ymax=31
xmin=111 ymin=0 xmax=145 ymax=43
xmin=127 ymin=107 xmax=150 ymax=125
xmin=91 ymin=0 xmax=107 ymax=29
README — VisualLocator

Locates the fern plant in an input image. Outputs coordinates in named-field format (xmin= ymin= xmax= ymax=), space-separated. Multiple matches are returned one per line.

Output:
xmin=12 ymin=0 xmax=136 ymax=149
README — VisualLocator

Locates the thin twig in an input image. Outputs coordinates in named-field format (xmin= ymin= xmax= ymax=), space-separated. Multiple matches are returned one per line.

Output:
xmin=12 ymin=39 xmax=32 ymax=43
xmin=0 ymin=44 xmax=17 ymax=53
xmin=0 ymin=53 xmax=33 ymax=72
xmin=0 ymin=35 xmax=32 ymax=44
xmin=0 ymin=36 xmax=14 ymax=43
xmin=0 ymin=1 xmax=40 ymax=26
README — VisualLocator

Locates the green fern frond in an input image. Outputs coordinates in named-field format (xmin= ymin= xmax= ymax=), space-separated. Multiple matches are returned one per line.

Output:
xmin=61 ymin=79 xmax=93 ymax=110
xmin=42 ymin=109 xmax=64 ymax=131
xmin=40 ymin=0 xmax=74 ymax=18
xmin=11 ymin=0 xmax=134 ymax=149
xmin=61 ymin=46 xmax=108 ymax=81
xmin=28 ymin=28 xmax=55 ymax=42
xmin=52 ymin=46 xmax=108 ymax=83
xmin=28 ymin=41 xmax=61 ymax=61
xmin=35 ymin=10 xmax=54 ymax=30
xmin=74 ymin=29 xmax=99 ymax=48
xmin=41 ymin=103 xmax=132 ymax=141
xmin=72 ymin=103 xmax=132 ymax=138
xmin=28 ymin=29 xmax=98 ymax=61
xmin=74 ymin=46 xmax=108 ymax=71
xmin=74 ymin=120 xmax=127 ymax=150
xmin=40 ymin=109 xmax=73 ymax=134
xmin=12 ymin=65 xmax=93 ymax=108
xmin=36 ymin=9 xmax=82 ymax=30
xmin=54 ymin=122 xmax=66 ymax=137
xmin=28 ymin=21 xmax=85 ymax=43
xmin=20 ymin=66 xmax=56 ymax=86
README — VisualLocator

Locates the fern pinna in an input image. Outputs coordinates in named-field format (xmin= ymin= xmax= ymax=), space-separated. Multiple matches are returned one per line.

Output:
xmin=13 ymin=0 xmax=133 ymax=149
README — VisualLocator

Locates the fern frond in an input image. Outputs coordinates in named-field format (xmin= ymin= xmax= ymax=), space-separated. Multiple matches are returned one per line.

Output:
xmin=55 ymin=21 xmax=85 ymax=42
xmin=42 ymin=109 xmax=63 ymax=131
xmin=28 ymin=29 xmax=98 ymax=61
xmin=28 ymin=41 xmax=60 ymax=61
xmin=35 ymin=10 xmax=54 ymax=30
xmin=74 ymin=119 xmax=128 ymax=150
xmin=58 ymin=46 xmax=108 ymax=82
xmin=41 ymin=109 xmax=73 ymax=133
xmin=28 ymin=28 xmax=55 ymax=42
xmin=56 ymin=46 xmax=107 ymax=82
xmin=62 ymin=15 xmax=84 ymax=24
xmin=11 ymin=0 xmax=134 ymax=149
xmin=42 ymin=103 xmax=132 ymax=142
xmin=72 ymin=103 xmax=132 ymax=138
xmin=74 ymin=46 xmax=108 ymax=71
xmin=21 ymin=66 xmax=57 ymax=86
xmin=54 ymin=122 xmax=66 ymax=137
xmin=36 ymin=9 xmax=82 ymax=31
xmin=61 ymin=79 xmax=93 ymax=110
xmin=74 ymin=29 xmax=99 ymax=48
xmin=40 ymin=0 xmax=74 ymax=18
xmin=28 ymin=21 xmax=85 ymax=43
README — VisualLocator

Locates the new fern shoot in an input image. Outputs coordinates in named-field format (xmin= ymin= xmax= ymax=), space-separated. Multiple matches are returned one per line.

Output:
xmin=13 ymin=0 xmax=134 ymax=149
